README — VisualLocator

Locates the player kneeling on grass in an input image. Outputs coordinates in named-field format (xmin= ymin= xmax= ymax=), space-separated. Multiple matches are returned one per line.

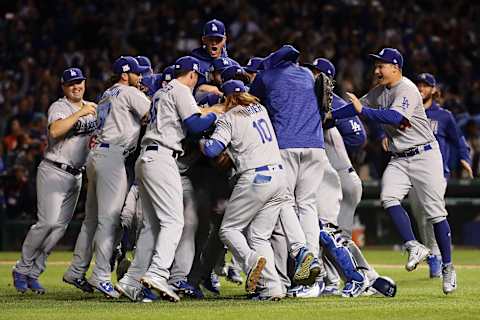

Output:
xmin=200 ymin=80 xmax=288 ymax=300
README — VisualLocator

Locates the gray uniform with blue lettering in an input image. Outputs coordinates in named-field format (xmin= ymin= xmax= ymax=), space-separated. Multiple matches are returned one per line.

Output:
xmin=360 ymin=77 xmax=447 ymax=222
xmin=119 ymin=79 xmax=199 ymax=289
xmin=212 ymin=103 xmax=287 ymax=297
xmin=65 ymin=83 xmax=150 ymax=284
xmin=15 ymin=98 xmax=96 ymax=279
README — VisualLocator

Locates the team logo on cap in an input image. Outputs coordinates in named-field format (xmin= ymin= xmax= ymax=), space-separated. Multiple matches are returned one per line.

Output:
xmin=393 ymin=59 xmax=398 ymax=64
xmin=235 ymin=87 xmax=241 ymax=92
xmin=247 ymin=59 xmax=252 ymax=66
xmin=380 ymin=49 xmax=385 ymax=56
xmin=70 ymin=70 xmax=77 ymax=76
xmin=222 ymin=58 xmax=229 ymax=65
xmin=122 ymin=65 xmax=130 ymax=72
xmin=175 ymin=64 xmax=181 ymax=69
xmin=193 ymin=63 xmax=199 ymax=71
xmin=211 ymin=24 xmax=218 ymax=32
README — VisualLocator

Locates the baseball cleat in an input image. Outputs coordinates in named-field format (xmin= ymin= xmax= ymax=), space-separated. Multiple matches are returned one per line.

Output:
xmin=342 ymin=272 xmax=368 ymax=298
xmin=12 ymin=270 xmax=28 ymax=293
xmin=442 ymin=264 xmax=457 ymax=295
xmin=287 ymin=281 xmax=325 ymax=298
xmin=405 ymin=241 xmax=431 ymax=271
xmin=202 ymin=272 xmax=221 ymax=295
xmin=172 ymin=280 xmax=204 ymax=299
xmin=115 ymin=282 xmax=144 ymax=302
xmin=89 ymin=279 xmax=120 ymax=299
xmin=427 ymin=255 xmax=442 ymax=278
xmin=62 ymin=275 xmax=94 ymax=293
xmin=292 ymin=247 xmax=315 ymax=285
xmin=245 ymin=256 xmax=266 ymax=293
xmin=141 ymin=276 xmax=180 ymax=302
xmin=322 ymin=284 xmax=341 ymax=296
xmin=141 ymin=287 xmax=159 ymax=303
xmin=226 ymin=266 xmax=243 ymax=285
xmin=27 ymin=276 xmax=46 ymax=294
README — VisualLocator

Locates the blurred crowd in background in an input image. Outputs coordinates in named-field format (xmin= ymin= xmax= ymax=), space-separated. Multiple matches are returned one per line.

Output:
xmin=1 ymin=0 xmax=480 ymax=219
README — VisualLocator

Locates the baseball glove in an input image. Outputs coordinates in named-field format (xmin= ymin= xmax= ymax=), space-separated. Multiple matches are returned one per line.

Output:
xmin=314 ymin=72 xmax=335 ymax=117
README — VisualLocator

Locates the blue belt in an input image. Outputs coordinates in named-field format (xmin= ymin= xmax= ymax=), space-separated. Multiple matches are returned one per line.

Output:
xmin=392 ymin=143 xmax=432 ymax=158
xmin=255 ymin=164 xmax=283 ymax=172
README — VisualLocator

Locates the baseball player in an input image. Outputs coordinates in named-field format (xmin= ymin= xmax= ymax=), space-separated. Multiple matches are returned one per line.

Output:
xmin=410 ymin=73 xmax=472 ymax=278
xmin=191 ymin=19 xmax=230 ymax=96
xmin=115 ymin=56 xmax=220 ymax=302
xmin=12 ymin=68 xmax=96 ymax=294
xmin=330 ymin=48 xmax=457 ymax=294
xmin=250 ymin=45 xmax=325 ymax=291
xmin=200 ymin=80 xmax=288 ymax=300
xmin=63 ymin=56 xmax=151 ymax=298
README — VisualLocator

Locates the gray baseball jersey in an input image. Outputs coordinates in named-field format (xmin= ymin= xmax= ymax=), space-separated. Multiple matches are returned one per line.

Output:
xmin=360 ymin=77 xmax=435 ymax=152
xmin=142 ymin=79 xmax=200 ymax=152
xmin=211 ymin=103 xmax=282 ymax=173
xmin=45 ymin=98 xmax=97 ymax=167
xmin=96 ymin=83 xmax=151 ymax=150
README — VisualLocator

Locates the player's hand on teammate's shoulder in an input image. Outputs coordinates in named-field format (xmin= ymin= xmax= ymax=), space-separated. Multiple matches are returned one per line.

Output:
xmin=77 ymin=102 xmax=97 ymax=117
xmin=345 ymin=92 xmax=362 ymax=113
xmin=460 ymin=159 xmax=474 ymax=179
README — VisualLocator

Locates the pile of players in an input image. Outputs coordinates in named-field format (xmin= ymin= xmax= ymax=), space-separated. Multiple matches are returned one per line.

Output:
xmin=12 ymin=18 xmax=470 ymax=302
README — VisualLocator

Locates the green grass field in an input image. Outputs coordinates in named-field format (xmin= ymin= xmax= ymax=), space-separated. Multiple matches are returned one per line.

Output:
xmin=1 ymin=249 xmax=479 ymax=320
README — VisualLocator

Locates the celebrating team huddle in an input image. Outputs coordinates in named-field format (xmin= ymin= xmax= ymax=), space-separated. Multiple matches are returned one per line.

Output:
xmin=12 ymin=18 xmax=469 ymax=302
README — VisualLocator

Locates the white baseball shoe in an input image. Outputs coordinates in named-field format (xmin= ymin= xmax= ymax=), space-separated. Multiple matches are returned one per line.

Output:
xmin=442 ymin=264 xmax=457 ymax=295
xmin=115 ymin=282 xmax=144 ymax=302
xmin=405 ymin=241 xmax=431 ymax=271
xmin=287 ymin=281 xmax=325 ymax=298
xmin=141 ymin=276 xmax=180 ymax=302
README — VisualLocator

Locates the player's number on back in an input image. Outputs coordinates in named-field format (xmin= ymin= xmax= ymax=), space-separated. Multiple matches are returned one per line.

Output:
xmin=97 ymin=102 xmax=112 ymax=130
xmin=253 ymin=118 xmax=272 ymax=143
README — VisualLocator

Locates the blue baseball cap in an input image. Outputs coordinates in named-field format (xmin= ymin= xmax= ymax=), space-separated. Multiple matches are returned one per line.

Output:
xmin=369 ymin=48 xmax=404 ymax=69
xmin=417 ymin=73 xmax=436 ymax=87
xmin=210 ymin=57 xmax=239 ymax=73
xmin=221 ymin=80 xmax=247 ymax=96
xmin=140 ymin=73 xmax=162 ymax=97
xmin=136 ymin=56 xmax=152 ymax=68
xmin=113 ymin=56 xmax=150 ymax=75
xmin=203 ymin=19 xmax=226 ymax=38
xmin=309 ymin=58 xmax=336 ymax=78
xmin=198 ymin=93 xmax=222 ymax=106
xmin=244 ymin=57 xmax=263 ymax=73
xmin=136 ymin=56 xmax=153 ymax=75
xmin=221 ymin=66 xmax=245 ymax=82
xmin=61 ymin=67 xmax=86 ymax=84
xmin=162 ymin=65 xmax=175 ymax=82
xmin=174 ymin=56 xmax=202 ymax=75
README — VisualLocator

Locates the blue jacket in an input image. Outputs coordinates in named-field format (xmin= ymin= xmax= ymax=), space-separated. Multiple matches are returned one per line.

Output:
xmin=426 ymin=101 xmax=471 ymax=177
xmin=332 ymin=93 xmax=366 ymax=151
xmin=250 ymin=46 xmax=324 ymax=149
